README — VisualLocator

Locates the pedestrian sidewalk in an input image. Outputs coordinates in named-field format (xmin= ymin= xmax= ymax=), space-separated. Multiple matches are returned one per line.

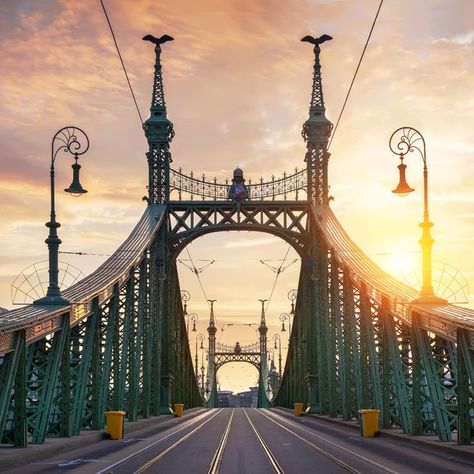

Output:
xmin=0 ymin=407 xmax=206 ymax=472
xmin=273 ymin=407 xmax=474 ymax=463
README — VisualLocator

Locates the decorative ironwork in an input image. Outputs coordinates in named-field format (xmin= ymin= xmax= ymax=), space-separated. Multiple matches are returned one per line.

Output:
xmin=169 ymin=167 xmax=307 ymax=201
xmin=11 ymin=260 xmax=84 ymax=305
xmin=216 ymin=341 xmax=260 ymax=353
xmin=168 ymin=202 xmax=309 ymax=256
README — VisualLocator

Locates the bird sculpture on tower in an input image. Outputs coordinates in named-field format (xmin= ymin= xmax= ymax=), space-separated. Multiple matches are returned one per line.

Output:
xmin=301 ymin=34 xmax=333 ymax=53
xmin=142 ymin=34 xmax=174 ymax=52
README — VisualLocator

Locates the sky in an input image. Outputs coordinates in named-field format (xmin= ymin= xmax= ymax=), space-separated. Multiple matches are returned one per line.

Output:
xmin=0 ymin=0 xmax=473 ymax=392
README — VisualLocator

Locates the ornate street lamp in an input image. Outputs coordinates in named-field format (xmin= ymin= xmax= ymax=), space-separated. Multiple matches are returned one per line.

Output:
xmin=185 ymin=313 xmax=198 ymax=337
xmin=389 ymin=127 xmax=447 ymax=304
xmin=195 ymin=333 xmax=205 ymax=375
xmin=181 ymin=289 xmax=190 ymax=315
xmin=273 ymin=333 xmax=282 ymax=380
xmin=288 ymin=289 xmax=297 ymax=314
xmin=34 ymin=126 xmax=89 ymax=306
xmin=279 ymin=313 xmax=291 ymax=334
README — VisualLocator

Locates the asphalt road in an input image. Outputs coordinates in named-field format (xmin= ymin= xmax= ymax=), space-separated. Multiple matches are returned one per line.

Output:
xmin=5 ymin=408 xmax=474 ymax=474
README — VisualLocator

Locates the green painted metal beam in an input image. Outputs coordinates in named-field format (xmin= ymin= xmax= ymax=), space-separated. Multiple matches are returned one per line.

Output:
xmin=31 ymin=314 xmax=70 ymax=444
xmin=0 ymin=331 xmax=25 ymax=441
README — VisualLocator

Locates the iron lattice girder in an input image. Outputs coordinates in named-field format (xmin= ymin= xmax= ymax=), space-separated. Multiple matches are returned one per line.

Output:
xmin=168 ymin=201 xmax=310 ymax=255
xmin=214 ymin=352 xmax=261 ymax=371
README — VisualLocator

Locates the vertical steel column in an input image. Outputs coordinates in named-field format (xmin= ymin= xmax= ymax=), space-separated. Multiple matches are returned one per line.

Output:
xmin=157 ymin=229 xmax=173 ymax=415
xmin=410 ymin=320 xmax=423 ymax=435
xmin=129 ymin=264 xmax=144 ymax=421
xmin=341 ymin=268 xmax=357 ymax=419
xmin=13 ymin=330 xmax=27 ymax=447
xmin=60 ymin=315 xmax=71 ymax=437
xmin=117 ymin=275 xmax=133 ymax=412
xmin=382 ymin=302 xmax=411 ymax=432
xmin=0 ymin=331 xmax=25 ymax=442
xmin=457 ymin=328 xmax=474 ymax=444
xmin=412 ymin=313 xmax=452 ymax=441
xmin=96 ymin=284 xmax=119 ymax=428
xmin=358 ymin=285 xmax=370 ymax=409
xmin=303 ymin=249 xmax=319 ymax=413
xmin=141 ymin=254 xmax=152 ymax=418
xmin=31 ymin=313 xmax=70 ymax=444
xmin=360 ymin=284 xmax=382 ymax=410
xmin=72 ymin=298 xmax=99 ymax=435
xmin=328 ymin=250 xmax=340 ymax=417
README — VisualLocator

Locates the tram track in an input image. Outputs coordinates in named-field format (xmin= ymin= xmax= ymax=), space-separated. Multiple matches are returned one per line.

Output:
xmin=96 ymin=408 xmax=402 ymax=474
xmin=208 ymin=408 xmax=235 ymax=474
xmin=95 ymin=409 xmax=223 ymax=474
xmin=242 ymin=408 xmax=284 ymax=474
xmin=259 ymin=409 xmax=399 ymax=474
xmin=132 ymin=409 xmax=225 ymax=474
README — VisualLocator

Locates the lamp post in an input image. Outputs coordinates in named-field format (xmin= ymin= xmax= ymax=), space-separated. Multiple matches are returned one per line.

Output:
xmin=200 ymin=351 xmax=206 ymax=395
xmin=279 ymin=313 xmax=291 ymax=336
xmin=195 ymin=333 xmax=205 ymax=375
xmin=288 ymin=289 xmax=297 ymax=314
xmin=185 ymin=313 xmax=198 ymax=337
xmin=273 ymin=333 xmax=282 ymax=380
xmin=181 ymin=289 xmax=190 ymax=315
xmin=389 ymin=126 xmax=447 ymax=304
xmin=34 ymin=126 xmax=89 ymax=306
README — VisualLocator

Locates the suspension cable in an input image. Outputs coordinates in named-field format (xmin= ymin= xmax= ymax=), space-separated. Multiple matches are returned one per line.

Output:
xmin=99 ymin=0 xmax=144 ymax=126
xmin=328 ymin=0 xmax=384 ymax=150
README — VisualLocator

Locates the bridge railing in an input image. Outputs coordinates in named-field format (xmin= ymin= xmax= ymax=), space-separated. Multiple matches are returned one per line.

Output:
xmin=313 ymin=205 xmax=474 ymax=339
xmin=215 ymin=341 xmax=260 ymax=353
xmin=169 ymin=168 xmax=307 ymax=201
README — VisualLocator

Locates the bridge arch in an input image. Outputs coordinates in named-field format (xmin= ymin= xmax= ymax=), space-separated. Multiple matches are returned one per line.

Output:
xmin=168 ymin=201 xmax=310 ymax=258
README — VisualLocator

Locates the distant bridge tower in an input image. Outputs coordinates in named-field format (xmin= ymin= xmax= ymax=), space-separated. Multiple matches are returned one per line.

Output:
xmin=257 ymin=299 xmax=271 ymax=408
xmin=206 ymin=300 xmax=218 ymax=407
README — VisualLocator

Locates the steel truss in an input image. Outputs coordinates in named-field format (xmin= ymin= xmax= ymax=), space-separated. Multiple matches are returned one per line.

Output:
xmin=168 ymin=202 xmax=309 ymax=256
xmin=275 ymin=209 xmax=474 ymax=443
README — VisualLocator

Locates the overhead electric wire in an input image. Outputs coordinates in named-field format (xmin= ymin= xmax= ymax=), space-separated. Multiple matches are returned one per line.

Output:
xmin=185 ymin=247 xmax=222 ymax=331
xmin=99 ymin=0 xmax=144 ymax=126
xmin=327 ymin=0 xmax=384 ymax=150
xmin=264 ymin=244 xmax=292 ymax=314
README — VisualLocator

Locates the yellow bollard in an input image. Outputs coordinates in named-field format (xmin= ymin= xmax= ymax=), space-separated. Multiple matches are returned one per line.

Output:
xmin=294 ymin=402 xmax=304 ymax=416
xmin=174 ymin=403 xmax=184 ymax=417
xmin=358 ymin=409 xmax=381 ymax=437
xmin=104 ymin=411 xmax=126 ymax=440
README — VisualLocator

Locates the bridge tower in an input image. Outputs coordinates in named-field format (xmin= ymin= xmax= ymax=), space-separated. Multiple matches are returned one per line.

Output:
xmin=142 ymin=35 xmax=176 ymax=415
xmin=257 ymin=299 xmax=271 ymax=408
xmin=206 ymin=300 xmax=218 ymax=407
xmin=301 ymin=35 xmax=333 ymax=414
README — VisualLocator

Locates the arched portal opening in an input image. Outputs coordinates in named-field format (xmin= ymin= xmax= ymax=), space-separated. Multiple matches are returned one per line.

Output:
xmin=216 ymin=362 xmax=259 ymax=408
xmin=176 ymin=231 xmax=300 ymax=399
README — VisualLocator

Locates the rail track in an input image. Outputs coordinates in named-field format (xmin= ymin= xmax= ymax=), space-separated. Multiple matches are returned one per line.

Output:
xmin=97 ymin=408 xmax=378 ymax=474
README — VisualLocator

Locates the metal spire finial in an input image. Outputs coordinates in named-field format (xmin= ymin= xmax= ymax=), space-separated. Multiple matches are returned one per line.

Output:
xmin=301 ymin=34 xmax=332 ymax=114
xmin=208 ymin=299 xmax=217 ymax=326
xmin=143 ymin=34 xmax=174 ymax=110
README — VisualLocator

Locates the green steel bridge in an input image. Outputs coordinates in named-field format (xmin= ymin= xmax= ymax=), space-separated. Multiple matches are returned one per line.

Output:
xmin=1 ymin=34 xmax=473 ymax=450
